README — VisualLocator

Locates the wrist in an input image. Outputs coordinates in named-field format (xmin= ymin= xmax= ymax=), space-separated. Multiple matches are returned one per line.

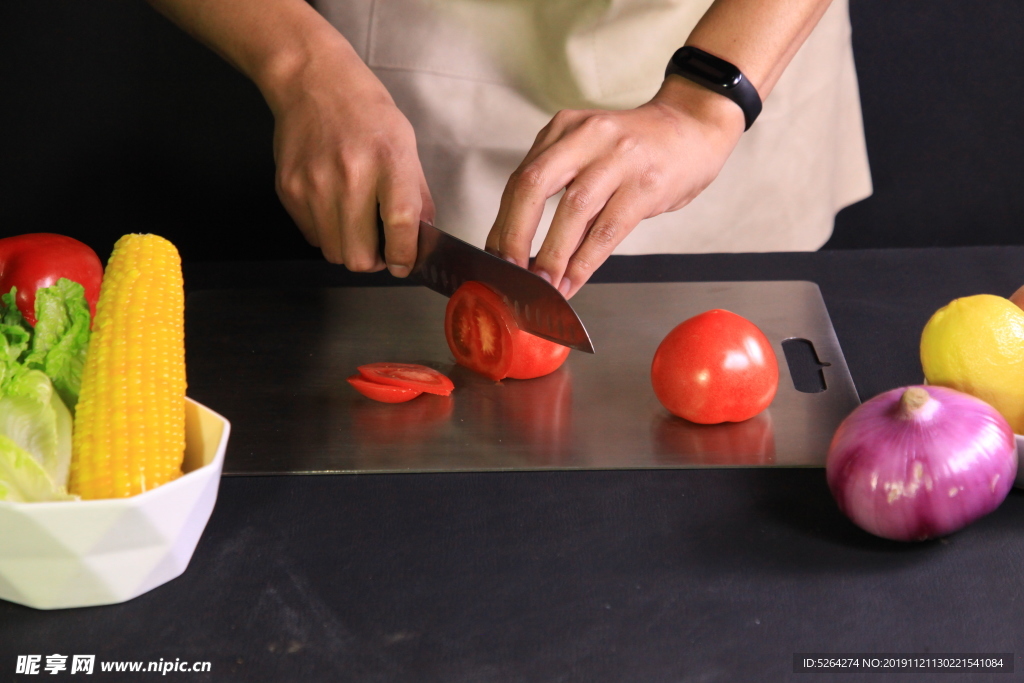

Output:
xmin=253 ymin=20 xmax=386 ymax=117
xmin=651 ymin=75 xmax=746 ymax=146
xmin=664 ymin=46 xmax=762 ymax=131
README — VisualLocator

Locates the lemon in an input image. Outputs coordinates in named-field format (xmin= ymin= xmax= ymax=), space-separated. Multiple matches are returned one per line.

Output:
xmin=921 ymin=294 xmax=1024 ymax=433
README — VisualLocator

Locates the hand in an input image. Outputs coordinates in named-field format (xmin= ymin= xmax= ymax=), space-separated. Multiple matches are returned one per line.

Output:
xmin=267 ymin=45 xmax=433 ymax=276
xmin=485 ymin=77 xmax=745 ymax=298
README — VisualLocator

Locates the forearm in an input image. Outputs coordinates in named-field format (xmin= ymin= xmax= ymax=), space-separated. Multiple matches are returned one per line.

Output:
xmin=144 ymin=0 xmax=372 ymax=113
xmin=686 ymin=0 xmax=834 ymax=98
xmin=146 ymin=0 xmax=430 ymax=273
xmin=651 ymin=0 xmax=833 ymax=143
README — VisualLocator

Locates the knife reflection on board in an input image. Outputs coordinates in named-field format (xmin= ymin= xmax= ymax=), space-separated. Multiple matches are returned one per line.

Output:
xmin=379 ymin=220 xmax=594 ymax=353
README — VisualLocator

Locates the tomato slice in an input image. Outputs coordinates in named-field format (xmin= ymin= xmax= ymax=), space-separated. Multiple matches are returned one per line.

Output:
xmin=445 ymin=281 xmax=571 ymax=381
xmin=357 ymin=362 xmax=454 ymax=396
xmin=347 ymin=374 xmax=423 ymax=403
xmin=444 ymin=282 xmax=516 ymax=381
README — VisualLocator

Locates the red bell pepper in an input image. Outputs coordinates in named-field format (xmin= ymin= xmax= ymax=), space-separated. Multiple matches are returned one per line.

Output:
xmin=0 ymin=234 xmax=103 ymax=326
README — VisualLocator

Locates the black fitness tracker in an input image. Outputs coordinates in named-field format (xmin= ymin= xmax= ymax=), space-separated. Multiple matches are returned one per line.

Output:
xmin=664 ymin=46 xmax=762 ymax=131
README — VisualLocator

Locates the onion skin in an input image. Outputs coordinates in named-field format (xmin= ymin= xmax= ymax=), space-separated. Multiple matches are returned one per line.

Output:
xmin=826 ymin=385 xmax=1017 ymax=542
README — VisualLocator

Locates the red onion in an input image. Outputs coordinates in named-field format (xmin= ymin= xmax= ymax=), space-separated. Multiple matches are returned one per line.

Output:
xmin=826 ymin=385 xmax=1017 ymax=541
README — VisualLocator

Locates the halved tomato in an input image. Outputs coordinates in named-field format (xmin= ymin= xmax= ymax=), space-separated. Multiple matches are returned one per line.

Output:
xmin=506 ymin=327 xmax=571 ymax=380
xmin=445 ymin=281 xmax=571 ymax=381
xmin=445 ymin=282 xmax=516 ymax=381
xmin=347 ymin=374 xmax=422 ymax=403
xmin=357 ymin=362 xmax=454 ymax=396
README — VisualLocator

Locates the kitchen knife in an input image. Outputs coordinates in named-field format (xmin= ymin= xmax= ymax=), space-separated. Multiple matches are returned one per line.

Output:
xmin=381 ymin=220 xmax=594 ymax=353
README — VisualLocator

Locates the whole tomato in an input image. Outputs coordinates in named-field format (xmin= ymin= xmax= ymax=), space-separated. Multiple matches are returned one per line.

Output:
xmin=0 ymin=233 xmax=103 ymax=325
xmin=651 ymin=309 xmax=779 ymax=424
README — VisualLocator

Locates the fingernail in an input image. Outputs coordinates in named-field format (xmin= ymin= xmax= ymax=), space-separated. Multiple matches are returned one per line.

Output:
xmin=388 ymin=264 xmax=411 ymax=278
xmin=535 ymin=270 xmax=552 ymax=284
xmin=558 ymin=277 xmax=572 ymax=296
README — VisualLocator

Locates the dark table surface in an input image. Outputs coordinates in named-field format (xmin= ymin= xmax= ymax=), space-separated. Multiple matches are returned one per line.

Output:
xmin=4 ymin=246 xmax=1024 ymax=682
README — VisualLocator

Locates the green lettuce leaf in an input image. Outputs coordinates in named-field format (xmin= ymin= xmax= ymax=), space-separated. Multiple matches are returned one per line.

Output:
xmin=22 ymin=278 xmax=91 ymax=411
xmin=0 ymin=289 xmax=27 ymax=329
xmin=0 ymin=282 xmax=86 ymax=498
xmin=0 ymin=433 xmax=75 ymax=502
xmin=0 ymin=291 xmax=30 ymax=386
xmin=0 ymin=368 xmax=73 ymax=488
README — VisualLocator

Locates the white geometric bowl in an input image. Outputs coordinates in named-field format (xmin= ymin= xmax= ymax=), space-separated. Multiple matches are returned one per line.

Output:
xmin=0 ymin=398 xmax=230 ymax=610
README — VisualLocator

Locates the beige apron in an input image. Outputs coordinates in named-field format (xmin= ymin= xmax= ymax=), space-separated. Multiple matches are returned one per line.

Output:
xmin=314 ymin=0 xmax=872 ymax=254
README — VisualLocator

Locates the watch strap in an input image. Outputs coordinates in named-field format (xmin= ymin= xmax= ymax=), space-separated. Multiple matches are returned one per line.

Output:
xmin=665 ymin=46 xmax=762 ymax=131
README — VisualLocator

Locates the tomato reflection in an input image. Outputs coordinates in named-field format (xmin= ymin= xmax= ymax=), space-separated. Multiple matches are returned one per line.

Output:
xmin=501 ymin=367 xmax=574 ymax=464
xmin=653 ymin=409 xmax=775 ymax=465
xmin=450 ymin=364 xmax=574 ymax=466
xmin=351 ymin=392 xmax=454 ymax=446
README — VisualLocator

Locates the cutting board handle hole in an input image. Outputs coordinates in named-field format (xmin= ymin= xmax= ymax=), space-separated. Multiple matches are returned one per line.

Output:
xmin=782 ymin=338 xmax=830 ymax=393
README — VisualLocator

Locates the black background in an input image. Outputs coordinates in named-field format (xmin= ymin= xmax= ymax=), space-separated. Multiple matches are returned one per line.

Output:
xmin=1 ymin=1 xmax=1022 ymax=264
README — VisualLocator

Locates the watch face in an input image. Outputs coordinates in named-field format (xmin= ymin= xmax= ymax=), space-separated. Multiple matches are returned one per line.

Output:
xmin=676 ymin=47 xmax=743 ymax=89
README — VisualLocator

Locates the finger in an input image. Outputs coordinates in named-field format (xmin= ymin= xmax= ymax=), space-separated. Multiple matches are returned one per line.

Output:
xmin=486 ymin=160 xmax=545 ymax=263
xmin=336 ymin=166 xmax=386 ymax=273
xmin=485 ymin=172 xmax=519 ymax=260
xmin=531 ymin=163 xmax=623 ymax=287
xmin=308 ymin=155 xmax=381 ymax=271
xmin=420 ymin=182 xmax=436 ymax=225
xmin=519 ymin=110 xmax=587 ymax=167
xmin=298 ymin=163 xmax=349 ymax=265
xmin=377 ymin=167 xmax=425 ymax=278
xmin=276 ymin=169 xmax=320 ymax=248
xmin=560 ymin=190 xmax=648 ymax=298
xmin=487 ymin=139 xmax=596 ymax=267
xmin=311 ymin=195 xmax=346 ymax=265
xmin=486 ymin=110 xmax=592 ymax=262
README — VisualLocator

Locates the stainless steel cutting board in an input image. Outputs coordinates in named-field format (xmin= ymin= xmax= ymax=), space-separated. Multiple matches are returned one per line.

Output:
xmin=185 ymin=281 xmax=859 ymax=474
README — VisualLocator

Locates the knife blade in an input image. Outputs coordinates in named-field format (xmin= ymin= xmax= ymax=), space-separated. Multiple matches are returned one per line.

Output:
xmin=392 ymin=221 xmax=594 ymax=353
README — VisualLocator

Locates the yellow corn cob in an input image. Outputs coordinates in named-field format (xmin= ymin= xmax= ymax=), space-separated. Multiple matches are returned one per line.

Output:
xmin=69 ymin=234 xmax=186 ymax=499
